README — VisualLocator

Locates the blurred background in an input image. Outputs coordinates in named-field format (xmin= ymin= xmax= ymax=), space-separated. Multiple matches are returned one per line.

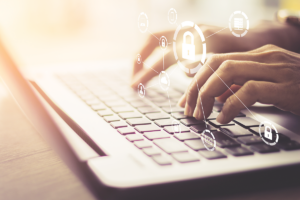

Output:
xmin=0 ymin=0 xmax=299 ymax=69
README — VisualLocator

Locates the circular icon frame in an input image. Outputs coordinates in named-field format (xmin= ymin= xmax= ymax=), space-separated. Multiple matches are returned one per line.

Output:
xmin=259 ymin=121 xmax=279 ymax=146
xmin=159 ymin=36 xmax=168 ymax=50
xmin=159 ymin=71 xmax=170 ymax=91
xmin=137 ymin=83 xmax=145 ymax=98
xmin=138 ymin=12 xmax=149 ymax=33
xmin=229 ymin=11 xmax=249 ymax=37
xmin=168 ymin=8 xmax=177 ymax=24
xmin=173 ymin=21 xmax=206 ymax=74
xmin=201 ymin=129 xmax=216 ymax=151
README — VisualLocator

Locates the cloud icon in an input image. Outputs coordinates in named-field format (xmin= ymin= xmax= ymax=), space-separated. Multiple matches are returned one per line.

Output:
xmin=161 ymin=76 xmax=168 ymax=85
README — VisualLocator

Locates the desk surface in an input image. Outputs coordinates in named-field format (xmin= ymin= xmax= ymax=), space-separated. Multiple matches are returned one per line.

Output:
xmin=0 ymin=83 xmax=299 ymax=200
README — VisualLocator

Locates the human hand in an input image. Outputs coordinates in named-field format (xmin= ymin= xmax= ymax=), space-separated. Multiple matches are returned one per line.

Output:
xmin=178 ymin=44 xmax=300 ymax=124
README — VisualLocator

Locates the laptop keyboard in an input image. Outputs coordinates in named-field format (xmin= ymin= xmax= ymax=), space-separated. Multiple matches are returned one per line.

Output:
xmin=57 ymin=72 xmax=300 ymax=166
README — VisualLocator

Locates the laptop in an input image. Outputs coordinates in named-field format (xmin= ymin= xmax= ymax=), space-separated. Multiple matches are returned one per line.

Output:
xmin=1 ymin=36 xmax=300 ymax=200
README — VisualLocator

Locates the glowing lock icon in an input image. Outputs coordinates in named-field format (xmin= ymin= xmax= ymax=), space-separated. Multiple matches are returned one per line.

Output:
xmin=264 ymin=126 xmax=272 ymax=140
xmin=182 ymin=31 xmax=195 ymax=61
xmin=162 ymin=39 xmax=165 ymax=47
xmin=139 ymin=87 xmax=144 ymax=95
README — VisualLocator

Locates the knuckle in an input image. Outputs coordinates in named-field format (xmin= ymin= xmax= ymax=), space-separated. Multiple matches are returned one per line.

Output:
xmin=224 ymin=95 xmax=236 ymax=110
xmin=243 ymin=80 xmax=258 ymax=96
xmin=219 ymin=60 xmax=235 ymax=73
xmin=207 ymin=54 xmax=222 ymax=63
xmin=265 ymin=50 xmax=288 ymax=62
xmin=263 ymin=44 xmax=278 ymax=49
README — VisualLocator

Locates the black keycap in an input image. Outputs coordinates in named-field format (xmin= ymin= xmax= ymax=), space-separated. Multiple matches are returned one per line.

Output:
xmin=190 ymin=124 xmax=217 ymax=133
xmin=207 ymin=112 xmax=219 ymax=120
xmin=220 ymin=126 xmax=253 ymax=138
xmin=146 ymin=113 xmax=170 ymax=120
xmin=174 ymin=132 xmax=200 ymax=141
xmin=97 ymin=110 xmax=114 ymax=117
xmin=126 ymin=134 xmax=144 ymax=142
xmin=126 ymin=118 xmax=151 ymax=126
xmin=135 ymin=124 xmax=161 ymax=133
xmin=171 ymin=112 xmax=192 ymax=120
xmin=209 ymin=120 xmax=235 ymax=127
xmin=226 ymin=147 xmax=254 ymax=156
xmin=144 ymin=131 xmax=170 ymax=140
xmin=91 ymin=104 xmax=107 ymax=111
xmin=211 ymin=131 xmax=240 ymax=148
xmin=154 ymin=138 xmax=188 ymax=154
xmin=276 ymin=140 xmax=300 ymax=151
xmin=161 ymin=106 xmax=185 ymax=113
xmin=152 ymin=155 xmax=172 ymax=165
xmin=103 ymin=115 xmax=120 ymax=123
xmin=119 ymin=112 xmax=142 ymax=119
xmin=198 ymin=150 xmax=227 ymax=159
xmin=184 ymin=140 xmax=207 ymax=150
xmin=236 ymin=112 xmax=246 ymax=117
xmin=237 ymin=136 xmax=264 ymax=145
xmin=250 ymin=144 xmax=280 ymax=153
xmin=180 ymin=118 xmax=205 ymax=126
xmin=110 ymin=121 xmax=128 ymax=129
xmin=233 ymin=117 xmax=260 ymax=128
xmin=164 ymin=125 xmax=190 ymax=134
xmin=154 ymin=119 xmax=174 ymax=127
xmin=278 ymin=133 xmax=291 ymax=142
xmin=134 ymin=141 xmax=152 ymax=148
xmin=172 ymin=152 xmax=200 ymax=163
xmin=138 ymin=107 xmax=161 ymax=114
xmin=117 ymin=127 xmax=136 ymax=135
xmin=143 ymin=148 xmax=161 ymax=156
xmin=111 ymin=106 xmax=134 ymax=113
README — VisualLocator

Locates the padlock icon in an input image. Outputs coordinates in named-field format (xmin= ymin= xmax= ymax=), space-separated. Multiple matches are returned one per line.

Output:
xmin=162 ymin=39 xmax=165 ymax=47
xmin=139 ymin=87 xmax=144 ymax=95
xmin=138 ymin=57 xmax=140 ymax=62
xmin=264 ymin=126 xmax=272 ymax=140
xmin=182 ymin=31 xmax=195 ymax=60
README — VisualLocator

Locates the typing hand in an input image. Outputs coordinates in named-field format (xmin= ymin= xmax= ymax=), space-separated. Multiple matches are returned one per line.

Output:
xmin=178 ymin=44 xmax=300 ymax=124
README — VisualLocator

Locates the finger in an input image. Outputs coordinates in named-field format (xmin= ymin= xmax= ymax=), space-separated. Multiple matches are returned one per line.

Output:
xmin=193 ymin=60 xmax=283 ymax=120
xmin=131 ymin=50 xmax=176 ymax=88
xmin=217 ymin=81 xmax=284 ymax=123
xmin=216 ymin=85 xmax=241 ymax=103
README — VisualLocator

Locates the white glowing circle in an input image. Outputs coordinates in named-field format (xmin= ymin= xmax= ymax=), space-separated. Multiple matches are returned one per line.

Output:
xmin=259 ymin=121 xmax=279 ymax=146
xmin=201 ymin=129 xmax=216 ymax=151
xmin=168 ymin=8 xmax=177 ymax=24
xmin=159 ymin=71 xmax=170 ymax=91
xmin=228 ymin=11 xmax=249 ymax=37
xmin=138 ymin=12 xmax=149 ymax=33
xmin=159 ymin=36 xmax=168 ymax=51
xmin=137 ymin=83 xmax=145 ymax=98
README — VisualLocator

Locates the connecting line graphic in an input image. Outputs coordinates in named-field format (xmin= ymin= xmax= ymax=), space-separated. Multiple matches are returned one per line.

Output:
xmin=142 ymin=62 xmax=159 ymax=74
xmin=166 ymin=90 xmax=173 ymax=116
xmin=206 ymin=27 xmax=228 ymax=39
xmin=148 ymin=30 xmax=159 ymax=40
xmin=163 ymin=51 xmax=164 ymax=70
xmin=205 ymin=63 xmax=260 ymax=122
xmin=195 ymin=78 xmax=208 ymax=129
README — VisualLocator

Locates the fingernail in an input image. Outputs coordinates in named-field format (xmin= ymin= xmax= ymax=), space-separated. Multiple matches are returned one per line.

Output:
xmin=216 ymin=112 xmax=225 ymax=124
xmin=193 ymin=107 xmax=201 ymax=119
xmin=177 ymin=95 xmax=186 ymax=108
xmin=184 ymin=104 xmax=193 ymax=116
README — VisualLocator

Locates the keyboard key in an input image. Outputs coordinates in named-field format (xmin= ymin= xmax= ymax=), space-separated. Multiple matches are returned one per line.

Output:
xmin=171 ymin=112 xmax=192 ymax=120
xmin=220 ymin=126 xmax=253 ymax=138
xmin=161 ymin=106 xmax=185 ymax=113
xmin=143 ymin=148 xmax=161 ymax=156
xmin=233 ymin=117 xmax=260 ymax=128
xmin=190 ymin=124 xmax=217 ymax=133
xmin=180 ymin=118 xmax=205 ymax=126
xmin=198 ymin=150 xmax=227 ymax=159
xmin=149 ymin=96 xmax=167 ymax=102
xmin=278 ymin=133 xmax=291 ymax=142
xmin=103 ymin=115 xmax=120 ymax=123
xmin=213 ymin=104 xmax=223 ymax=112
xmin=110 ymin=121 xmax=128 ymax=128
xmin=119 ymin=112 xmax=142 ymax=119
xmin=276 ymin=140 xmax=300 ymax=151
xmin=184 ymin=140 xmax=207 ymax=150
xmin=155 ymin=102 xmax=177 ymax=107
xmin=174 ymin=132 xmax=200 ymax=141
xmin=237 ymin=136 xmax=264 ymax=145
xmin=135 ymin=124 xmax=161 ymax=133
xmin=226 ymin=147 xmax=254 ymax=156
xmin=126 ymin=118 xmax=151 ymax=126
xmin=207 ymin=112 xmax=219 ymax=120
xmin=250 ymin=144 xmax=280 ymax=153
xmin=152 ymin=155 xmax=172 ymax=165
xmin=117 ymin=127 xmax=135 ymax=135
xmin=154 ymin=138 xmax=188 ymax=154
xmin=211 ymin=131 xmax=240 ymax=148
xmin=164 ymin=125 xmax=190 ymax=134
xmin=144 ymin=131 xmax=170 ymax=140
xmin=105 ymin=100 xmax=128 ymax=107
xmin=111 ymin=106 xmax=134 ymax=113
xmin=134 ymin=141 xmax=152 ymax=148
xmin=209 ymin=120 xmax=235 ymax=127
xmin=138 ymin=107 xmax=161 ymax=114
xmin=146 ymin=113 xmax=170 ymax=120
xmin=172 ymin=152 xmax=200 ymax=163
xmin=130 ymin=101 xmax=151 ymax=108
xmin=154 ymin=119 xmax=174 ymax=127
xmin=236 ymin=112 xmax=246 ymax=117
xmin=91 ymin=104 xmax=107 ymax=111
xmin=85 ymin=99 xmax=102 ymax=106
xmin=97 ymin=110 xmax=114 ymax=117
xmin=126 ymin=134 xmax=144 ymax=142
